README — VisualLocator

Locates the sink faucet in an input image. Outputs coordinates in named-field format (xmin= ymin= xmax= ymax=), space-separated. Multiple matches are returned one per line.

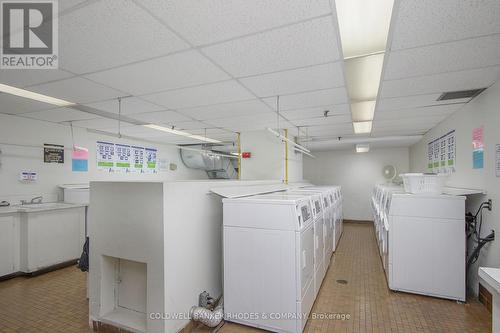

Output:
xmin=30 ymin=196 xmax=43 ymax=204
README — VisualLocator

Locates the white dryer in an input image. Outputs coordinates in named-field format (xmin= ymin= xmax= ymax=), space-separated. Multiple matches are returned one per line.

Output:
xmin=223 ymin=193 xmax=316 ymax=333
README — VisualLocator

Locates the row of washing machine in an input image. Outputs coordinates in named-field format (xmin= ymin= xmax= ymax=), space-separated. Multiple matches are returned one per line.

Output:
xmin=371 ymin=184 xmax=466 ymax=302
xmin=223 ymin=186 xmax=343 ymax=333
xmin=371 ymin=184 xmax=404 ymax=273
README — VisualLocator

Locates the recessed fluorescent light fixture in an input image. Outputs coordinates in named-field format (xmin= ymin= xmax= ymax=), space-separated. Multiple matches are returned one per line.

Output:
xmin=353 ymin=121 xmax=372 ymax=134
xmin=144 ymin=124 xmax=221 ymax=143
xmin=351 ymin=100 xmax=376 ymax=122
xmin=356 ymin=143 xmax=370 ymax=153
xmin=0 ymin=83 xmax=75 ymax=107
xmin=335 ymin=0 xmax=394 ymax=58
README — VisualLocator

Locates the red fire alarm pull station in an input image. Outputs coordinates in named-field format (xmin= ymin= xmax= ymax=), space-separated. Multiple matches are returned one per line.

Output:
xmin=242 ymin=152 xmax=251 ymax=158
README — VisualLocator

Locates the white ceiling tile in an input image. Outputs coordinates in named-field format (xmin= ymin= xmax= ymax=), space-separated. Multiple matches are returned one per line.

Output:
xmin=281 ymin=104 xmax=350 ymax=120
xmin=141 ymin=80 xmax=255 ymax=109
xmin=379 ymin=67 xmax=500 ymax=98
xmin=374 ymin=116 xmax=444 ymax=129
xmin=377 ymin=94 xmax=470 ymax=111
xmin=385 ymin=35 xmax=500 ymax=80
xmin=172 ymin=120 xmax=212 ymax=130
xmin=0 ymin=94 xmax=53 ymax=114
xmin=376 ymin=104 xmax=464 ymax=120
xmin=189 ymin=128 xmax=234 ymax=136
xmin=292 ymin=114 xmax=352 ymax=127
xmin=20 ymin=108 xmax=97 ymax=122
xmin=202 ymin=16 xmax=341 ymax=77
xmin=264 ymin=87 xmax=349 ymax=111
xmin=303 ymin=123 xmax=354 ymax=136
xmin=29 ymin=77 xmax=124 ymax=103
xmin=370 ymin=128 xmax=427 ymax=136
xmin=140 ymin=0 xmax=331 ymax=45
xmin=205 ymin=113 xmax=278 ymax=132
xmin=59 ymin=0 xmax=189 ymax=74
xmin=85 ymin=97 xmax=164 ymax=115
xmin=240 ymin=62 xmax=344 ymax=97
xmin=0 ymin=69 xmax=74 ymax=88
xmin=391 ymin=0 xmax=500 ymax=50
xmin=84 ymin=50 xmax=230 ymax=96
xmin=178 ymin=99 xmax=271 ymax=120
xmin=128 ymin=110 xmax=192 ymax=124
xmin=112 ymin=125 xmax=171 ymax=137
xmin=72 ymin=117 xmax=134 ymax=130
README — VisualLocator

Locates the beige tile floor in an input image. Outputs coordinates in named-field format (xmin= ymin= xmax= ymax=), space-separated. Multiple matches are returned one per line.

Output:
xmin=220 ymin=222 xmax=492 ymax=333
xmin=0 ymin=222 xmax=492 ymax=333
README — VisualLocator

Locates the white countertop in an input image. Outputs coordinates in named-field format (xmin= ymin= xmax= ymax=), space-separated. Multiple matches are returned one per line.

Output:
xmin=0 ymin=202 xmax=86 ymax=215
xmin=479 ymin=267 xmax=500 ymax=294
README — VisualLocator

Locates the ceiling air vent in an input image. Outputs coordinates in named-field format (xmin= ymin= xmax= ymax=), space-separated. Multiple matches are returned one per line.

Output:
xmin=437 ymin=88 xmax=487 ymax=101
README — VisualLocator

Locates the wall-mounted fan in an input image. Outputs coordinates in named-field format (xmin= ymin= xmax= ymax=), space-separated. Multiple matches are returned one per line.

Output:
xmin=382 ymin=165 xmax=397 ymax=183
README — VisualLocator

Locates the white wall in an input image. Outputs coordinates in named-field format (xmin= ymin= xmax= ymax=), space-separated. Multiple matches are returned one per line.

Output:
xmin=304 ymin=147 xmax=410 ymax=220
xmin=410 ymin=79 xmax=500 ymax=295
xmin=0 ymin=113 xmax=207 ymax=204
xmin=240 ymin=130 xmax=303 ymax=182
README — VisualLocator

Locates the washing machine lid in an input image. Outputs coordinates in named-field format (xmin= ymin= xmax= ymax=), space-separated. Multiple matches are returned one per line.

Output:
xmin=224 ymin=193 xmax=314 ymax=230
xmin=210 ymin=184 xmax=289 ymax=198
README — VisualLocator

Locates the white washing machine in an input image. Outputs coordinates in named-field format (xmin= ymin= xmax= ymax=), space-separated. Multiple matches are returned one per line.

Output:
xmin=284 ymin=191 xmax=325 ymax=297
xmin=288 ymin=189 xmax=333 ymax=265
xmin=223 ymin=193 xmax=316 ymax=333
xmin=305 ymin=186 xmax=343 ymax=252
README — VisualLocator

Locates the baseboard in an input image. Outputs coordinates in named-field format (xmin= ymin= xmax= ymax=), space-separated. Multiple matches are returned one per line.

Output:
xmin=343 ymin=219 xmax=373 ymax=224
xmin=0 ymin=259 xmax=79 ymax=281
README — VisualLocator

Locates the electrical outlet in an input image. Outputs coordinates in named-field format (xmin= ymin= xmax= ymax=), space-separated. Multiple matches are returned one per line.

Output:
xmin=488 ymin=199 xmax=492 ymax=211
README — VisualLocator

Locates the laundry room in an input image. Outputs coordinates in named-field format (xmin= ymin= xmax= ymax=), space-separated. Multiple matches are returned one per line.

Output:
xmin=0 ymin=1 xmax=500 ymax=333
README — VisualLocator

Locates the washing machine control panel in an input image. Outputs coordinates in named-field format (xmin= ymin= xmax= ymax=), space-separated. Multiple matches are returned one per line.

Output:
xmin=296 ymin=201 xmax=313 ymax=228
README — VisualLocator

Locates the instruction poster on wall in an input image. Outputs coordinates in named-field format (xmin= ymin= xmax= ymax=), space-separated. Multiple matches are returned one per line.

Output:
xmin=473 ymin=126 xmax=484 ymax=169
xmin=115 ymin=144 xmax=131 ymax=173
xmin=145 ymin=147 xmax=158 ymax=174
xmin=131 ymin=146 xmax=145 ymax=173
xmin=96 ymin=141 xmax=115 ymax=172
xmin=427 ymin=130 xmax=455 ymax=173
xmin=96 ymin=142 xmax=158 ymax=173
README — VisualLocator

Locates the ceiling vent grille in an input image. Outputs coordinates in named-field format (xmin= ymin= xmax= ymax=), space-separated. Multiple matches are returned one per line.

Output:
xmin=437 ymin=88 xmax=486 ymax=101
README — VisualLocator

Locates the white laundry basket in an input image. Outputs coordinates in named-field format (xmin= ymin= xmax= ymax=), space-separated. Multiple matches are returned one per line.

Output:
xmin=400 ymin=173 xmax=448 ymax=194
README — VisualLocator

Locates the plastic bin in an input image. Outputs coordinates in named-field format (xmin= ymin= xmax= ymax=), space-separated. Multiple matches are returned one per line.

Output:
xmin=400 ymin=173 xmax=448 ymax=194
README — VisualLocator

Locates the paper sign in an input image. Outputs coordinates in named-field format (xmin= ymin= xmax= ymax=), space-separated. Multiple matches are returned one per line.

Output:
xmin=472 ymin=126 xmax=484 ymax=169
xmin=473 ymin=126 xmax=484 ymax=149
xmin=72 ymin=148 xmax=88 ymax=160
xmin=72 ymin=147 xmax=88 ymax=172
xmin=19 ymin=171 xmax=37 ymax=182
xmin=44 ymin=144 xmax=64 ymax=163
xmin=495 ymin=144 xmax=500 ymax=177
xmin=473 ymin=150 xmax=484 ymax=169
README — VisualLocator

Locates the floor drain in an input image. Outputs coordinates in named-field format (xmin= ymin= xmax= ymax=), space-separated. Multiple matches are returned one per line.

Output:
xmin=336 ymin=279 xmax=348 ymax=284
